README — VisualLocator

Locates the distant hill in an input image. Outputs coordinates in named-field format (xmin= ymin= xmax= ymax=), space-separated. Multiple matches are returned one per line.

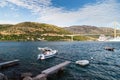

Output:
xmin=0 ymin=24 xmax=13 ymax=30
xmin=1 ymin=22 xmax=116 ymax=41
xmin=64 ymin=25 xmax=115 ymax=35
xmin=0 ymin=22 xmax=75 ymax=41
xmin=0 ymin=22 xmax=70 ymax=35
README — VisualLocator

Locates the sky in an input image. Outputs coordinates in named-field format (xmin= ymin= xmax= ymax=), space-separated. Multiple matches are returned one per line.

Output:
xmin=0 ymin=0 xmax=120 ymax=27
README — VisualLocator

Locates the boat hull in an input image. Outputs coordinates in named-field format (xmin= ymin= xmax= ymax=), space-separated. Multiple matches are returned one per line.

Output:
xmin=37 ymin=50 xmax=57 ymax=60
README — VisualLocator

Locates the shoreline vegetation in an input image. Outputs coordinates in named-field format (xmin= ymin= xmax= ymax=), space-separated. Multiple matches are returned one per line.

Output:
xmin=0 ymin=22 xmax=96 ymax=41
xmin=0 ymin=35 xmax=94 ymax=41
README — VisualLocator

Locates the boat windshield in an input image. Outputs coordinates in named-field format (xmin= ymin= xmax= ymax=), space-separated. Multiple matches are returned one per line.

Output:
xmin=44 ymin=49 xmax=51 ymax=51
xmin=43 ymin=47 xmax=52 ymax=51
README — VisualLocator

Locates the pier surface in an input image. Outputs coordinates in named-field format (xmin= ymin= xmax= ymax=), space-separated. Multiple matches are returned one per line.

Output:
xmin=32 ymin=61 xmax=71 ymax=80
xmin=0 ymin=59 xmax=19 ymax=69
xmin=42 ymin=61 xmax=71 ymax=75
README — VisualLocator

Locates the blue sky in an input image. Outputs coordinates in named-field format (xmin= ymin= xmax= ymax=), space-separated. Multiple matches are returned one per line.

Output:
xmin=0 ymin=0 xmax=120 ymax=27
xmin=51 ymin=0 xmax=97 ymax=10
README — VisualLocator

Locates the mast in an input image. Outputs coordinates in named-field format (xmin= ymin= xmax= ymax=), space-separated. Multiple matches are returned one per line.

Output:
xmin=114 ymin=22 xmax=117 ymax=38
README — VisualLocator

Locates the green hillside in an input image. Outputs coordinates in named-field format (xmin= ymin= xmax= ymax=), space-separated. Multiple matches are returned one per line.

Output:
xmin=0 ymin=22 xmax=94 ymax=41
xmin=0 ymin=24 xmax=13 ymax=30
xmin=0 ymin=22 xmax=70 ymax=35
xmin=0 ymin=22 xmax=72 ymax=41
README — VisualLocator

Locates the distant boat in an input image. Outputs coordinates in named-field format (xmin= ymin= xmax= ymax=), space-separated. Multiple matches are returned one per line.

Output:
xmin=98 ymin=22 xmax=120 ymax=42
xmin=37 ymin=47 xmax=58 ymax=60
xmin=108 ymin=36 xmax=120 ymax=42
xmin=104 ymin=46 xmax=115 ymax=51
xmin=97 ymin=34 xmax=107 ymax=41
xmin=108 ymin=22 xmax=120 ymax=42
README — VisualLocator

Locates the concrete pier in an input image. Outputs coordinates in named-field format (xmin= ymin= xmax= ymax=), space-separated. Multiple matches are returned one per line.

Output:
xmin=30 ymin=61 xmax=71 ymax=80
xmin=42 ymin=61 xmax=71 ymax=75
xmin=0 ymin=59 xmax=19 ymax=69
xmin=0 ymin=73 xmax=8 ymax=80
xmin=1 ymin=60 xmax=70 ymax=80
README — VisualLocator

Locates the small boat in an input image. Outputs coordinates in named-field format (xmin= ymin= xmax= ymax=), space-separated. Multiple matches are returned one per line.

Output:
xmin=75 ymin=60 xmax=89 ymax=66
xmin=37 ymin=47 xmax=58 ymax=60
xmin=104 ymin=46 xmax=114 ymax=51
xmin=97 ymin=34 xmax=107 ymax=41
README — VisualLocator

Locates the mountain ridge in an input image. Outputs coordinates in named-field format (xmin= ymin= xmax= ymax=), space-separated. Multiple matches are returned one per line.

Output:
xmin=0 ymin=22 xmax=118 ymax=41
xmin=0 ymin=22 xmax=73 ymax=41
xmin=0 ymin=22 xmax=70 ymax=35
xmin=64 ymin=25 xmax=115 ymax=35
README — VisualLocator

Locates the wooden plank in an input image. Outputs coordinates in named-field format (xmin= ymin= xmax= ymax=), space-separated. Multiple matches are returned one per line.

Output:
xmin=41 ymin=61 xmax=71 ymax=75
xmin=0 ymin=59 xmax=19 ymax=69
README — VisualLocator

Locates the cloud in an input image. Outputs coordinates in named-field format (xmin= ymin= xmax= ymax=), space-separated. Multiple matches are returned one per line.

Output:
xmin=0 ymin=0 xmax=7 ymax=7
xmin=37 ymin=0 xmax=120 ymax=27
xmin=6 ymin=0 xmax=52 ymax=15
xmin=0 ymin=20 xmax=18 ymax=24
xmin=1 ymin=0 xmax=120 ymax=27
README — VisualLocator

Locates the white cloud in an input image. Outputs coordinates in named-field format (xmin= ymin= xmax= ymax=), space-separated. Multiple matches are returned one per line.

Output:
xmin=6 ymin=0 xmax=52 ymax=15
xmin=0 ymin=0 xmax=7 ymax=7
xmin=0 ymin=20 xmax=18 ymax=24
xmin=1 ymin=0 xmax=120 ymax=27
xmin=36 ymin=0 xmax=120 ymax=27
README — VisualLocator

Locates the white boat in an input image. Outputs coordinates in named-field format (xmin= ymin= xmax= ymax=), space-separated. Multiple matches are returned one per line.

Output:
xmin=107 ymin=22 xmax=120 ymax=42
xmin=108 ymin=36 xmax=120 ymax=42
xmin=97 ymin=34 xmax=107 ymax=41
xmin=97 ymin=22 xmax=120 ymax=42
xmin=37 ymin=47 xmax=58 ymax=60
xmin=75 ymin=60 xmax=89 ymax=66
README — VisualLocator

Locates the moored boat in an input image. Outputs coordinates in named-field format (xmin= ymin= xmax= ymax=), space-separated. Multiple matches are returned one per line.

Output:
xmin=108 ymin=36 xmax=120 ymax=42
xmin=37 ymin=47 xmax=58 ymax=60
xmin=107 ymin=22 xmax=120 ymax=42
xmin=97 ymin=34 xmax=107 ymax=41
xmin=104 ymin=46 xmax=114 ymax=51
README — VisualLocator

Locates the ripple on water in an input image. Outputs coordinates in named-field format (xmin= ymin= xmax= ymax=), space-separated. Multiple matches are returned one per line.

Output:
xmin=0 ymin=41 xmax=120 ymax=80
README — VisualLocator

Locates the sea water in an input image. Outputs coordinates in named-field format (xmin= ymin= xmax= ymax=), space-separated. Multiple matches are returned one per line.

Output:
xmin=0 ymin=41 xmax=120 ymax=80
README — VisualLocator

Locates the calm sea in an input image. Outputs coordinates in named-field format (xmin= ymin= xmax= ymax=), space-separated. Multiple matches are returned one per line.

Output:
xmin=0 ymin=41 xmax=120 ymax=80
